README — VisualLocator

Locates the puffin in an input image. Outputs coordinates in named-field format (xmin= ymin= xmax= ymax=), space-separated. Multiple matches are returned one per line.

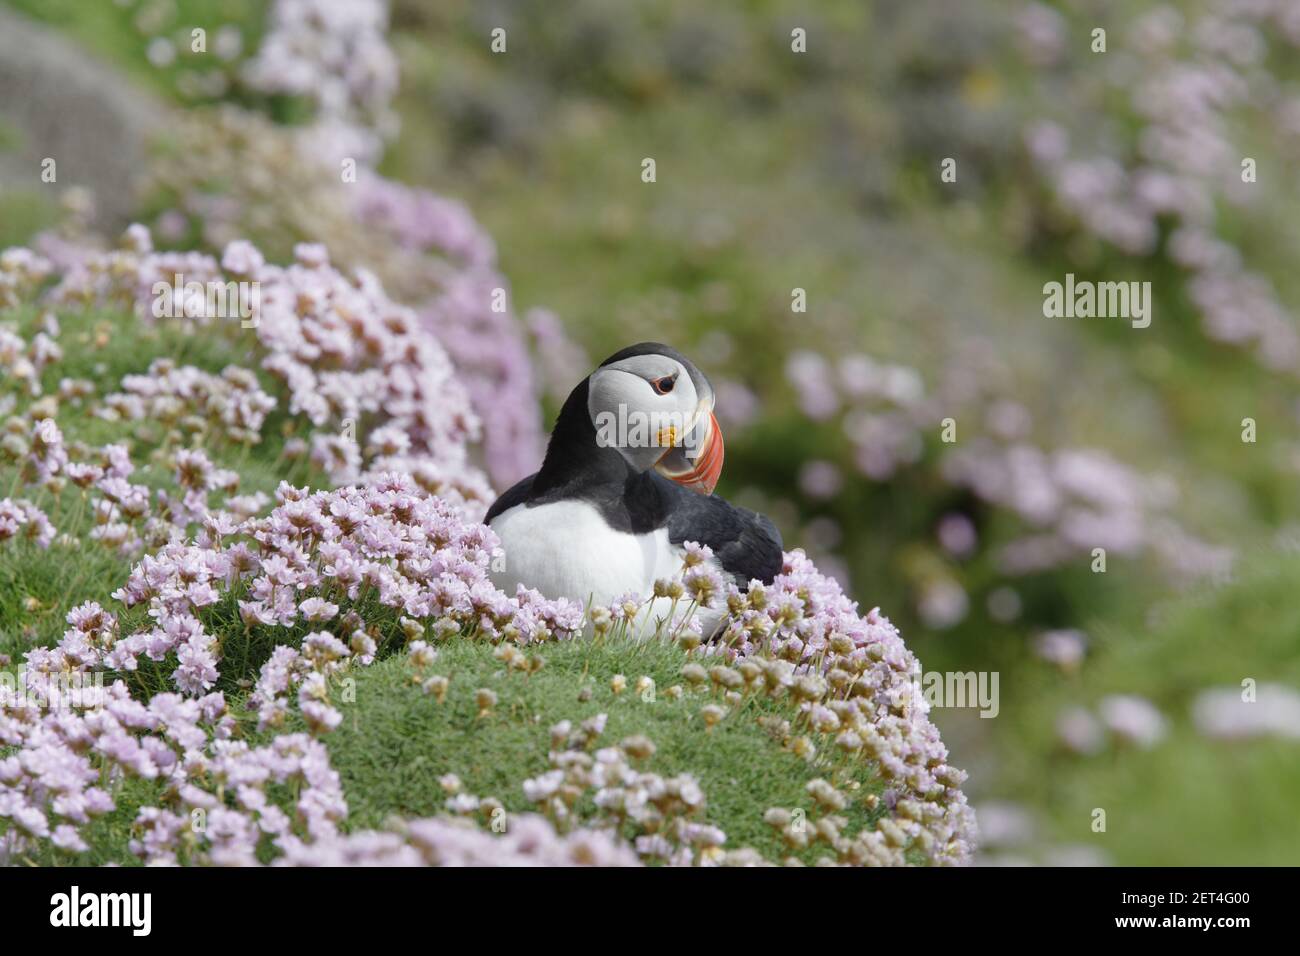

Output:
xmin=486 ymin=343 xmax=783 ymax=631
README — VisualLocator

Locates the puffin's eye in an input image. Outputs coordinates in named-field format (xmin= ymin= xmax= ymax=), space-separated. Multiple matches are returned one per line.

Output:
xmin=651 ymin=376 xmax=676 ymax=395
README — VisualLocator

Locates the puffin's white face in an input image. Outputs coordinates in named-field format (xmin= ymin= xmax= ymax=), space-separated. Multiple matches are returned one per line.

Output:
xmin=587 ymin=352 xmax=724 ymax=493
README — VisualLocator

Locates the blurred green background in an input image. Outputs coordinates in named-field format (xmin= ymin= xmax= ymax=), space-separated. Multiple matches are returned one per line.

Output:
xmin=2 ymin=0 xmax=1298 ymax=864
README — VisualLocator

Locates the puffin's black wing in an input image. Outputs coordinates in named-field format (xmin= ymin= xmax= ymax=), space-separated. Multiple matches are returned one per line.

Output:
xmin=657 ymin=477 xmax=784 ymax=586
xmin=486 ymin=474 xmax=535 ymax=523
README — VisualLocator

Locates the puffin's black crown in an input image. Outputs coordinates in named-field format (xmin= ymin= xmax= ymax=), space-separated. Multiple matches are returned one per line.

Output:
xmin=597 ymin=342 xmax=711 ymax=400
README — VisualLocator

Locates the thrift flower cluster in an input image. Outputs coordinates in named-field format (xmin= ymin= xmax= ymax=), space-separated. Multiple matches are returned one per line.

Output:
xmin=707 ymin=550 xmax=975 ymax=864
xmin=1021 ymin=0 xmax=1300 ymax=374
xmin=278 ymin=813 xmax=642 ymax=867
xmin=43 ymin=229 xmax=494 ymax=516
xmin=242 ymin=0 xmax=399 ymax=167
xmin=1054 ymin=695 xmax=1170 ymax=756
xmin=513 ymin=661 xmax=970 ymax=867
xmin=132 ymin=0 xmax=590 ymax=489
xmin=351 ymin=172 xmax=573 ymax=487
xmin=0 ymin=471 xmax=578 ymax=865
xmin=1192 ymin=683 xmax=1300 ymax=741
xmin=0 ymin=453 xmax=975 ymax=864
xmin=136 ymin=110 xmax=564 ymax=490
xmin=0 ymin=372 xmax=275 ymax=561
xmin=783 ymin=347 xmax=1233 ymax=627
xmin=386 ymin=710 xmax=743 ymax=866
xmin=99 ymin=359 xmax=276 ymax=447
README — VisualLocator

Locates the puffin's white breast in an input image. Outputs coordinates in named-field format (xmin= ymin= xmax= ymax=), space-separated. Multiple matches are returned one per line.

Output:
xmin=489 ymin=500 xmax=678 ymax=605
xmin=488 ymin=499 xmax=725 ymax=635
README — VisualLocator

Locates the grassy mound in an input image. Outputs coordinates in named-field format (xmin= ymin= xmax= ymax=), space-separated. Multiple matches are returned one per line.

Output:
xmin=12 ymin=632 xmax=894 ymax=866
xmin=2 ymin=278 xmax=967 ymax=865
xmin=0 ymin=303 xmax=318 ymax=661
xmin=309 ymin=637 xmax=890 ymax=863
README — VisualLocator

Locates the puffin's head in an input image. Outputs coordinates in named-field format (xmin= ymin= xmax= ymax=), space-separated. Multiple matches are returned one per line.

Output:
xmin=586 ymin=342 xmax=724 ymax=494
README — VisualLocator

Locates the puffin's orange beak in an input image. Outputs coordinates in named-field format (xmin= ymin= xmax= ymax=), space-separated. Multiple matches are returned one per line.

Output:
xmin=654 ymin=410 xmax=724 ymax=495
